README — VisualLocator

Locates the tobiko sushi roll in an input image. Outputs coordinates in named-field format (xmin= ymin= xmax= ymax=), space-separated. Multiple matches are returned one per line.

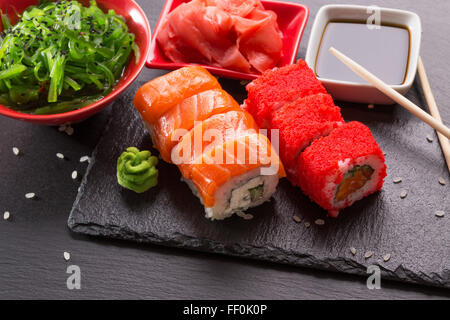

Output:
xmin=297 ymin=122 xmax=387 ymax=217
xmin=270 ymin=93 xmax=344 ymax=182
xmin=243 ymin=60 xmax=327 ymax=128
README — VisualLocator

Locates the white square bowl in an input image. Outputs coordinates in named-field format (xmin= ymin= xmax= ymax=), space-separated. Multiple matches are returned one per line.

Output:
xmin=305 ymin=5 xmax=422 ymax=105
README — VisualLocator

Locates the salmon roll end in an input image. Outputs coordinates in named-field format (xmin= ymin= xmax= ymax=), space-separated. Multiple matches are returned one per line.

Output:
xmin=184 ymin=167 xmax=280 ymax=220
xmin=182 ymin=134 xmax=285 ymax=220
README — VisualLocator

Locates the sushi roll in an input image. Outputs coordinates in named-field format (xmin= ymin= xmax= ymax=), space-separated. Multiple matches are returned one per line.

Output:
xmin=182 ymin=134 xmax=285 ymax=220
xmin=270 ymin=93 xmax=344 ymax=182
xmin=243 ymin=60 xmax=327 ymax=128
xmin=152 ymin=89 xmax=242 ymax=163
xmin=172 ymin=110 xmax=260 ymax=174
xmin=133 ymin=66 xmax=285 ymax=220
xmin=297 ymin=122 xmax=387 ymax=217
xmin=134 ymin=66 xmax=221 ymax=125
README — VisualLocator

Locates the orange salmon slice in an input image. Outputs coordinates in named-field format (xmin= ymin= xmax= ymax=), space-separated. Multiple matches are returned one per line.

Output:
xmin=173 ymin=110 xmax=260 ymax=174
xmin=185 ymin=134 xmax=285 ymax=207
xmin=153 ymin=89 xmax=242 ymax=163
xmin=133 ymin=66 xmax=221 ymax=125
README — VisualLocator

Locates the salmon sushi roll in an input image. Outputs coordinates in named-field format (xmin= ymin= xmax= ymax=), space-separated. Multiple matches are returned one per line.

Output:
xmin=243 ymin=60 xmax=327 ymax=128
xmin=152 ymin=89 xmax=242 ymax=163
xmin=183 ymin=134 xmax=285 ymax=220
xmin=270 ymin=93 xmax=344 ymax=182
xmin=134 ymin=66 xmax=221 ymax=125
xmin=172 ymin=110 xmax=259 ymax=175
xmin=297 ymin=122 xmax=387 ymax=217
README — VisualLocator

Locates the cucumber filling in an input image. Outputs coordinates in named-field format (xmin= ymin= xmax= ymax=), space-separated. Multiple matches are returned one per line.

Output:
xmin=229 ymin=177 xmax=265 ymax=212
xmin=335 ymin=165 xmax=374 ymax=202
xmin=249 ymin=184 xmax=264 ymax=202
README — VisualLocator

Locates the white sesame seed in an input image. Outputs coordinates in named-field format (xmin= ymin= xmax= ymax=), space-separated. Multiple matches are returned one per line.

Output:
xmin=71 ymin=170 xmax=78 ymax=180
xmin=393 ymin=177 xmax=402 ymax=184
xmin=25 ymin=193 xmax=36 ymax=199
xmin=304 ymin=222 xmax=311 ymax=228
xmin=438 ymin=177 xmax=446 ymax=186
xmin=79 ymin=156 xmax=90 ymax=163
xmin=383 ymin=254 xmax=391 ymax=262
xmin=426 ymin=135 xmax=434 ymax=143
xmin=364 ymin=251 xmax=373 ymax=259
xmin=400 ymin=190 xmax=408 ymax=199
xmin=58 ymin=125 xmax=67 ymax=132
xmin=12 ymin=147 xmax=19 ymax=156
xmin=435 ymin=210 xmax=445 ymax=218
xmin=368 ymin=104 xmax=374 ymax=109
xmin=3 ymin=211 xmax=10 ymax=220
xmin=350 ymin=247 xmax=356 ymax=255
xmin=293 ymin=215 xmax=301 ymax=223
xmin=315 ymin=219 xmax=325 ymax=226
xmin=56 ymin=153 xmax=65 ymax=159
xmin=63 ymin=252 xmax=71 ymax=261
xmin=65 ymin=126 xmax=74 ymax=136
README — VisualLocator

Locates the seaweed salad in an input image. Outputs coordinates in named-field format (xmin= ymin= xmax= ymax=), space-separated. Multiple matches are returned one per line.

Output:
xmin=0 ymin=0 xmax=138 ymax=114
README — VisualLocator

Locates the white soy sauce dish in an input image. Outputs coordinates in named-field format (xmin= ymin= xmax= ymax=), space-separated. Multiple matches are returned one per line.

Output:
xmin=305 ymin=4 xmax=422 ymax=104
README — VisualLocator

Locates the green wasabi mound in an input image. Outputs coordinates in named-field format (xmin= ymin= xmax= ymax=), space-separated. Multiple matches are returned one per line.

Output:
xmin=117 ymin=147 xmax=158 ymax=193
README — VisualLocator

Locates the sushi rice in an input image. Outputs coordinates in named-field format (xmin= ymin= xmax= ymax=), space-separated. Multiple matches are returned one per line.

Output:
xmin=184 ymin=167 xmax=279 ymax=220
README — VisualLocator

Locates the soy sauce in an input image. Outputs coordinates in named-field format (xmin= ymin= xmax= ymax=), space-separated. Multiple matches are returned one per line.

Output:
xmin=315 ymin=21 xmax=410 ymax=85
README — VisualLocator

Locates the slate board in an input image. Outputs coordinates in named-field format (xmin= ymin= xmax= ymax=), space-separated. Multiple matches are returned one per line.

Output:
xmin=68 ymin=76 xmax=450 ymax=289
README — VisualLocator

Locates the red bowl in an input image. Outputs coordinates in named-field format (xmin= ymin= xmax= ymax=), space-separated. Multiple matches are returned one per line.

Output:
xmin=147 ymin=0 xmax=309 ymax=80
xmin=0 ymin=0 xmax=151 ymax=125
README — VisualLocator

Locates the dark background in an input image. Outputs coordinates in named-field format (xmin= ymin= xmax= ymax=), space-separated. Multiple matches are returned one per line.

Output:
xmin=1 ymin=0 xmax=449 ymax=299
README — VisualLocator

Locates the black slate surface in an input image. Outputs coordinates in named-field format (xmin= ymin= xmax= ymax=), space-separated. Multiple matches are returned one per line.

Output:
xmin=1 ymin=0 xmax=450 ymax=300
xmin=68 ymin=71 xmax=450 ymax=289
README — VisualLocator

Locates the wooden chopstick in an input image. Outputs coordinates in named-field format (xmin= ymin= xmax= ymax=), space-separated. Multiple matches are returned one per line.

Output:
xmin=328 ymin=47 xmax=450 ymax=139
xmin=417 ymin=56 xmax=450 ymax=171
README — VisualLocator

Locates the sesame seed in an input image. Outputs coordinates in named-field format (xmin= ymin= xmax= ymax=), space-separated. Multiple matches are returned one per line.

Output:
xmin=25 ymin=193 xmax=36 ymax=199
xmin=350 ymin=247 xmax=356 ymax=255
xmin=438 ymin=177 xmax=446 ymax=186
xmin=65 ymin=126 xmax=74 ymax=136
xmin=364 ymin=251 xmax=373 ymax=259
xmin=435 ymin=210 xmax=445 ymax=218
xmin=368 ymin=104 xmax=374 ymax=109
xmin=71 ymin=170 xmax=78 ymax=180
xmin=63 ymin=252 xmax=71 ymax=261
xmin=79 ymin=156 xmax=90 ymax=163
xmin=400 ymin=190 xmax=408 ymax=199
xmin=383 ymin=254 xmax=391 ymax=262
xmin=58 ymin=125 xmax=67 ymax=132
xmin=293 ymin=215 xmax=301 ymax=223
xmin=315 ymin=219 xmax=325 ymax=226
xmin=426 ymin=135 xmax=434 ymax=143
xmin=3 ymin=211 xmax=10 ymax=220
xmin=56 ymin=153 xmax=65 ymax=159
xmin=304 ymin=222 xmax=311 ymax=228
xmin=393 ymin=177 xmax=402 ymax=184
xmin=12 ymin=147 xmax=20 ymax=156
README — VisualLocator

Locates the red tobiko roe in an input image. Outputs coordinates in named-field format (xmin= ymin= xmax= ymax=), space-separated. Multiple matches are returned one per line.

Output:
xmin=243 ymin=60 xmax=327 ymax=128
